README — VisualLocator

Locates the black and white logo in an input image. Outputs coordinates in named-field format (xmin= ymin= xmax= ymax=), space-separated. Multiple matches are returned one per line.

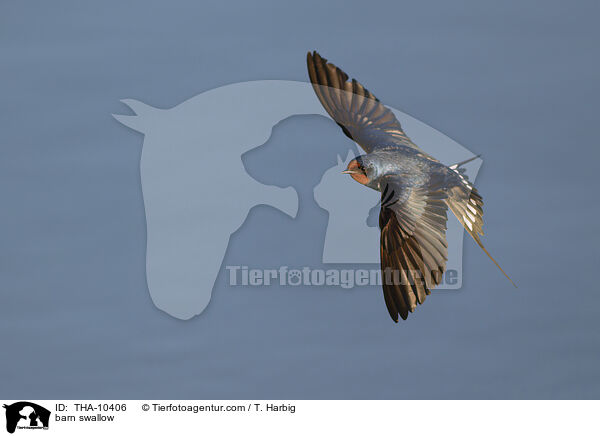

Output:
xmin=3 ymin=402 xmax=50 ymax=434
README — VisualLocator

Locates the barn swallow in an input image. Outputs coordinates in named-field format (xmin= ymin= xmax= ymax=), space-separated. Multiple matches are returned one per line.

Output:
xmin=307 ymin=51 xmax=515 ymax=322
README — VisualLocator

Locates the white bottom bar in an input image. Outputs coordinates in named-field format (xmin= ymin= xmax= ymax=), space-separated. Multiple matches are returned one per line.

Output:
xmin=1 ymin=400 xmax=595 ymax=435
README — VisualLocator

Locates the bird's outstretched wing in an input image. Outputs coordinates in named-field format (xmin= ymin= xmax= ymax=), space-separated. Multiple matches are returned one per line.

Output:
xmin=378 ymin=173 xmax=449 ymax=321
xmin=307 ymin=51 xmax=420 ymax=154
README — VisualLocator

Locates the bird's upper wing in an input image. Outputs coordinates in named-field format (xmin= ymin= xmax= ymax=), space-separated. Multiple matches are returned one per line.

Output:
xmin=378 ymin=173 xmax=449 ymax=321
xmin=307 ymin=51 xmax=421 ymax=154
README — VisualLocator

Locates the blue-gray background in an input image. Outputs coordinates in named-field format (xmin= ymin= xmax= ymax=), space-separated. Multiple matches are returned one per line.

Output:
xmin=1 ymin=0 xmax=598 ymax=399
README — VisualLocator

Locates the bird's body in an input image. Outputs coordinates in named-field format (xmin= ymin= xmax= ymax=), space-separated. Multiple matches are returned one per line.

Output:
xmin=306 ymin=51 xmax=514 ymax=322
xmin=354 ymin=149 xmax=443 ymax=189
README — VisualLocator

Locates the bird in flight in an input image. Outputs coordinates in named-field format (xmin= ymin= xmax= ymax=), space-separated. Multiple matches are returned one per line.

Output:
xmin=306 ymin=51 xmax=515 ymax=322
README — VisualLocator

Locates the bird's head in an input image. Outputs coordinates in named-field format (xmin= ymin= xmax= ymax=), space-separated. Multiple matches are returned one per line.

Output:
xmin=342 ymin=157 xmax=371 ymax=185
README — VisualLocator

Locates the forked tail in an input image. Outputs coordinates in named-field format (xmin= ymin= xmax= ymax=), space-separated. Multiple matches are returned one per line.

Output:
xmin=446 ymin=164 xmax=517 ymax=287
xmin=470 ymin=229 xmax=517 ymax=287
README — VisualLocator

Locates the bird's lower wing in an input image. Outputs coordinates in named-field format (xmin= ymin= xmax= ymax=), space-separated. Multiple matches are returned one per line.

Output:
xmin=379 ymin=174 xmax=449 ymax=321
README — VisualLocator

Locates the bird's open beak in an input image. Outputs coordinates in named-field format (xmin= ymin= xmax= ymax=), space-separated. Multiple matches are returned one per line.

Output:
xmin=342 ymin=169 xmax=358 ymax=175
